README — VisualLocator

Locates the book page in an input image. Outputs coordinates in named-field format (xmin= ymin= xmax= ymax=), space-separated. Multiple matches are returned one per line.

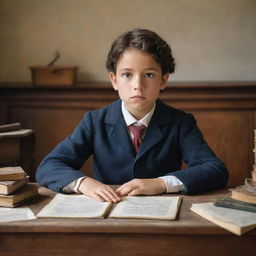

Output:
xmin=191 ymin=202 xmax=256 ymax=235
xmin=36 ymin=194 xmax=112 ymax=218
xmin=109 ymin=196 xmax=182 ymax=220
xmin=0 ymin=207 xmax=36 ymax=223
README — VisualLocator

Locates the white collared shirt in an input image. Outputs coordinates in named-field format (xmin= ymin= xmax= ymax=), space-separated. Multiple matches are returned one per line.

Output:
xmin=121 ymin=101 xmax=155 ymax=139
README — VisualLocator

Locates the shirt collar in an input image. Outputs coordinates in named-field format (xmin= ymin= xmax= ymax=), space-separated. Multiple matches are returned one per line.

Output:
xmin=121 ymin=101 xmax=156 ymax=127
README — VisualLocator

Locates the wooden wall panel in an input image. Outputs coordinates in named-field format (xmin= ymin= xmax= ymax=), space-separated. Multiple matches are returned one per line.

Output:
xmin=0 ymin=82 xmax=255 ymax=187
xmin=7 ymin=105 xmax=93 ymax=178
xmin=192 ymin=110 xmax=254 ymax=186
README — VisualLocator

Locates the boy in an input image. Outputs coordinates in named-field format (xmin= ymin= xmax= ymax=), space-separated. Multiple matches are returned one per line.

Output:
xmin=36 ymin=28 xmax=228 ymax=202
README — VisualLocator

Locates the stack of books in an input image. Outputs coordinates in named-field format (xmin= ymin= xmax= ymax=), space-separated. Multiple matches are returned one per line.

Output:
xmin=215 ymin=129 xmax=256 ymax=212
xmin=191 ymin=130 xmax=256 ymax=235
xmin=0 ymin=166 xmax=38 ymax=207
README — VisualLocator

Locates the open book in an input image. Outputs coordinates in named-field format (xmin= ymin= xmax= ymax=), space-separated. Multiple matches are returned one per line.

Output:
xmin=191 ymin=202 xmax=256 ymax=235
xmin=37 ymin=194 xmax=182 ymax=220
xmin=109 ymin=196 xmax=181 ymax=220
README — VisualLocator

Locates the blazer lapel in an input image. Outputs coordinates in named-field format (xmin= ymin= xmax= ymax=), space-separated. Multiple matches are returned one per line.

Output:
xmin=104 ymin=99 xmax=173 ymax=159
xmin=104 ymin=100 xmax=135 ymax=156
xmin=136 ymin=100 xmax=172 ymax=159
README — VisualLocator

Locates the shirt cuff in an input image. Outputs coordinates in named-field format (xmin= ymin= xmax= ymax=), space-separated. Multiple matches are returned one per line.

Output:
xmin=159 ymin=175 xmax=184 ymax=193
xmin=62 ymin=177 xmax=85 ymax=193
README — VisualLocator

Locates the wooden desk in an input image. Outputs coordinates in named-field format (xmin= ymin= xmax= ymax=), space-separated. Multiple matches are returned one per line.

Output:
xmin=0 ymin=188 xmax=255 ymax=256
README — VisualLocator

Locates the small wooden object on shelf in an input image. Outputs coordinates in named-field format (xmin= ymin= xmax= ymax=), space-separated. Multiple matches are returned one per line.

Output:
xmin=29 ymin=66 xmax=78 ymax=86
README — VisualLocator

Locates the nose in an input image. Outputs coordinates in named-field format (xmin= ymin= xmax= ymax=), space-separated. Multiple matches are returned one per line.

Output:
xmin=133 ymin=75 xmax=144 ymax=90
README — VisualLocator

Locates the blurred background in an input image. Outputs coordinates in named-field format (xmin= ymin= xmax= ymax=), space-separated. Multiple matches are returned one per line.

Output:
xmin=0 ymin=0 xmax=255 ymax=83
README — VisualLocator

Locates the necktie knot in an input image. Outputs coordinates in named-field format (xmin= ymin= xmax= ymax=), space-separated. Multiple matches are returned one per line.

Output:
xmin=129 ymin=125 xmax=146 ymax=153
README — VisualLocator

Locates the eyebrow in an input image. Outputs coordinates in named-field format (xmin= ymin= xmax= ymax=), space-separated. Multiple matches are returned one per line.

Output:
xmin=119 ymin=68 xmax=159 ymax=71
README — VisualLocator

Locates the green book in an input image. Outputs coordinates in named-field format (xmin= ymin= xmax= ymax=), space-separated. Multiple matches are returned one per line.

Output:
xmin=214 ymin=197 xmax=256 ymax=213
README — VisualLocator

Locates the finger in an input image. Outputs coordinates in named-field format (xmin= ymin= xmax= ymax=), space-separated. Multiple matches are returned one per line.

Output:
xmin=115 ymin=183 xmax=128 ymax=193
xmin=97 ymin=189 xmax=119 ymax=202
xmin=103 ymin=188 xmax=121 ymax=202
xmin=89 ymin=193 xmax=105 ymax=202
xmin=116 ymin=181 xmax=134 ymax=193
xmin=108 ymin=189 xmax=121 ymax=202
xmin=95 ymin=190 xmax=112 ymax=202
xmin=128 ymin=189 xmax=141 ymax=196
xmin=88 ymin=188 xmax=114 ymax=202
xmin=116 ymin=185 xmax=134 ymax=196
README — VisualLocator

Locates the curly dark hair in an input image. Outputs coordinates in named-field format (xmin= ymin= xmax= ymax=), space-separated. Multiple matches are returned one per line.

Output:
xmin=106 ymin=28 xmax=175 ymax=74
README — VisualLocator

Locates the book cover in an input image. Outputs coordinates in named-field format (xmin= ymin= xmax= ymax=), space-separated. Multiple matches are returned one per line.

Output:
xmin=0 ymin=166 xmax=27 ymax=181
xmin=0 ymin=178 xmax=28 ymax=195
xmin=191 ymin=202 xmax=256 ymax=235
xmin=231 ymin=185 xmax=256 ymax=204
xmin=214 ymin=197 xmax=256 ymax=213
xmin=0 ymin=183 xmax=39 ymax=207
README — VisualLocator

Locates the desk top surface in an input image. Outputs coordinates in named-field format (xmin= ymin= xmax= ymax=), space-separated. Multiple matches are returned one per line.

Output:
xmin=0 ymin=187 xmax=255 ymax=236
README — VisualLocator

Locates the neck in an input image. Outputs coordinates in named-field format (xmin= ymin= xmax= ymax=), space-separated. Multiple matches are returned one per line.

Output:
xmin=125 ymin=105 xmax=154 ymax=120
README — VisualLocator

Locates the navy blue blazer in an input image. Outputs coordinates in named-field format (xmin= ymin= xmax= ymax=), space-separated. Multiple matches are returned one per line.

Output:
xmin=36 ymin=99 xmax=228 ymax=194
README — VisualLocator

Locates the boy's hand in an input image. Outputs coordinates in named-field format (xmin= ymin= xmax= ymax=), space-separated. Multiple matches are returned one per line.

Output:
xmin=78 ymin=177 xmax=120 ymax=203
xmin=115 ymin=178 xmax=166 ymax=196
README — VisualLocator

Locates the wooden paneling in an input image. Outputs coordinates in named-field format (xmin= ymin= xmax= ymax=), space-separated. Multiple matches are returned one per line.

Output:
xmin=0 ymin=82 xmax=255 ymax=186
xmin=192 ymin=110 xmax=254 ymax=185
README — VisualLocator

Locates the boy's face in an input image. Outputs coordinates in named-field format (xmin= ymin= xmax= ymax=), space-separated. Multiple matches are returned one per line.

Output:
xmin=109 ymin=47 xmax=169 ymax=120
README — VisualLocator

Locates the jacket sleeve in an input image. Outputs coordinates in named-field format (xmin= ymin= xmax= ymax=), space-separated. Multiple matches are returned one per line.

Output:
xmin=168 ymin=113 xmax=229 ymax=194
xmin=36 ymin=113 xmax=94 ymax=192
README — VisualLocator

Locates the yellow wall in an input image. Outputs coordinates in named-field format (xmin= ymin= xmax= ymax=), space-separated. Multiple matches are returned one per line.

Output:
xmin=0 ymin=0 xmax=255 ymax=82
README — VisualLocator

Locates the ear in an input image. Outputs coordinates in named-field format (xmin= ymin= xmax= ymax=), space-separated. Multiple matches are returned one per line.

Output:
xmin=109 ymin=72 xmax=118 ymax=91
xmin=160 ymin=73 xmax=169 ymax=90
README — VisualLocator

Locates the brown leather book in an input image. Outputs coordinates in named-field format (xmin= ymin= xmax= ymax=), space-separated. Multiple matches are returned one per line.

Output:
xmin=0 ymin=178 xmax=28 ymax=195
xmin=231 ymin=185 xmax=256 ymax=204
xmin=0 ymin=183 xmax=38 ymax=207
xmin=0 ymin=166 xmax=27 ymax=181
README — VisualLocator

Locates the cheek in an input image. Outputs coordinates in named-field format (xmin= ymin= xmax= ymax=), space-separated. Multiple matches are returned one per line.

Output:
xmin=116 ymin=78 xmax=131 ymax=90
xmin=148 ymin=86 xmax=161 ymax=98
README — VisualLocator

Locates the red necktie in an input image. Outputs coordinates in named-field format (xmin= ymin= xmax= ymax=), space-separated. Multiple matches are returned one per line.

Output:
xmin=129 ymin=125 xmax=146 ymax=153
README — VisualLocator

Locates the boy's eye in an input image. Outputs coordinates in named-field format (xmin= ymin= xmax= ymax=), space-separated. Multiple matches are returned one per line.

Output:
xmin=145 ymin=73 xmax=155 ymax=78
xmin=121 ymin=73 xmax=132 ymax=78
